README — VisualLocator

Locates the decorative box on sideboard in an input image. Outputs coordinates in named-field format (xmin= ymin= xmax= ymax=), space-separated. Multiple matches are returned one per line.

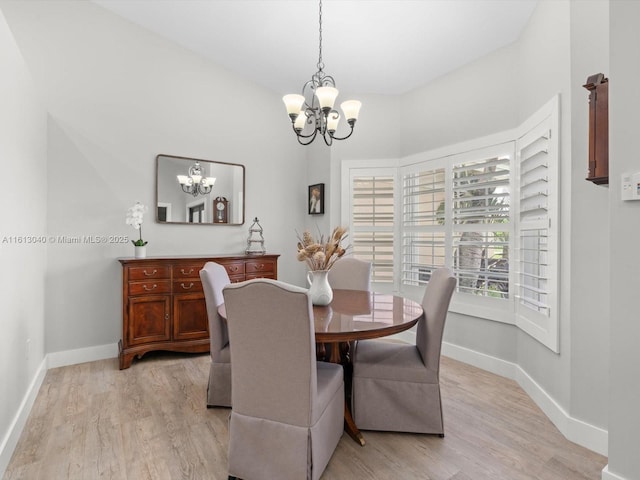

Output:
xmin=118 ymin=254 xmax=279 ymax=369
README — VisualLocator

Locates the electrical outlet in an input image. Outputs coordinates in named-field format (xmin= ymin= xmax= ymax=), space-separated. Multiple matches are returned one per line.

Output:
xmin=621 ymin=172 xmax=640 ymax=201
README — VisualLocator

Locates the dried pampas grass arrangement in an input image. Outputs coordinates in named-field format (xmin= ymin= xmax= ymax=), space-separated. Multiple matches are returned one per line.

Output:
xmin=296 ymin=226 xmax=349 ymax=271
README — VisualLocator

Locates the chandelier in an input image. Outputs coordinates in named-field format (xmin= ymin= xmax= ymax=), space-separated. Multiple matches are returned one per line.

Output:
xmin=177 ymin=162 xmax=216 ymax=197
xmin=282 ymin=0 xmax=361 ymax=146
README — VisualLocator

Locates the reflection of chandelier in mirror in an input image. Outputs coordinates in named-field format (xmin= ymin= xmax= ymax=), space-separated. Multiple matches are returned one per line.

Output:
xmin=177 ymin=162 xmax=216 ymax=197
xmin=282 ymin=0 xmax=361 ymax=146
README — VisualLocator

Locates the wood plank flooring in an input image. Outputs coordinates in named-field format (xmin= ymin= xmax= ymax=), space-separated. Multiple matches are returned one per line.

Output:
xmin=3 ymin=353 xmax=607 ymax=479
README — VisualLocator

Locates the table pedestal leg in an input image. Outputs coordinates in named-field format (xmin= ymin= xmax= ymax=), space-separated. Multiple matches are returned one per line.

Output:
xmin=316 ymin=342 xmax=327 ymax=361
xmin=344 ymin=403 xmax=365 ymax=446
xmin=325 ymin=341 xmax=366 ymax=446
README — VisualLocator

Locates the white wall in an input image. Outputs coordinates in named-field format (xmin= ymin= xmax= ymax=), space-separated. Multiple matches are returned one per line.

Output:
xmin=0 ymin=7 xmax=47 ymax=473
xmin=399 ymin=43 xmax=519 ymax=156
xmin=514 ymin=0 xmax=610 ymax=439
xmin=607 ymin=2 xmax=640 ymax=478
xmin=568 ymin=0 xmax=610 ymax=432
xmin=515 ymin=0 xmax=573 ymax=416
xmin=0 ymin=0 xmax=306 ymax=356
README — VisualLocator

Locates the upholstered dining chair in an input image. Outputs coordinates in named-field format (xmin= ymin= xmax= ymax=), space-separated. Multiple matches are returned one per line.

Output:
xmin=327 ymin=256 xmax=372 ymax=291
xmin=223 ymin=279 xmax=344 ymax=480
xmin=199 ymin=262 xmax=232 ymax=408
xmin=351 ymin=267 xmax=456 ymax=435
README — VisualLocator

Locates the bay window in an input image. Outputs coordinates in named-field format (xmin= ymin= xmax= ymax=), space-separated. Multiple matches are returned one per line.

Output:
xmin=343 ymin=96 xmax=559 ymax=351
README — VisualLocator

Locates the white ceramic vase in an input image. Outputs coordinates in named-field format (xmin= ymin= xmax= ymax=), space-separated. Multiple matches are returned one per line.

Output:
xmin=134 ymin=245 xmax=146 ymax=259
xmin=307 ymin=270 xmax=333 ymax=306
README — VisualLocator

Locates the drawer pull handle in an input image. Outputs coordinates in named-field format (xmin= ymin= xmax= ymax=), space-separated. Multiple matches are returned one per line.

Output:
xmin=181 ymin=282 xmax=194 ymax=290
xmin=143 ymin=284 xmax=158 ymax=291
xmin=165 ymin=314 xmax=169 ymax=320
xmin=256 ymin=264 xmax=264 ymax=270
xmin=143 ymin=269 xmax=157 ymax=276
xmin=180 ymin=268 xmax=194 ymax=275
xmin=230 ymin=266 xmax=238 ymax=272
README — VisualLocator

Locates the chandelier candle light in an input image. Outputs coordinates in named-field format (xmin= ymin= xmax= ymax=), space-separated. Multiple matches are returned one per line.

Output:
xmin=283 ymin=0 xmax=362 ymax=146
xmin=177 ymin=161 xmax=216 ymax=197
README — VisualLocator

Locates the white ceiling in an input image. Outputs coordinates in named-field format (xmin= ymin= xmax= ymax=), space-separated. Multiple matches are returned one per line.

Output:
xmin=92 ymin=0 xmax=537 ymax=96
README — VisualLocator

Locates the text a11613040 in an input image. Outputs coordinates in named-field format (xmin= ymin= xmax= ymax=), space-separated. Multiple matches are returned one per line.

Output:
xmin=1 ymin=234 xmax=131 ymax=245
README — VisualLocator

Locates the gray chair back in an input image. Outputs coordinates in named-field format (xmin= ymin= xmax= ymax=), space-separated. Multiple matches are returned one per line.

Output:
xmin=416 ymin=268 xmax=456 ymax=372
xmin=223 ymin=279 xmax=318 ymax=424
xmin=200 ymin=262 xmax=230 ymax=362
xmin=328 ymin=256 xmax=372 ymax=291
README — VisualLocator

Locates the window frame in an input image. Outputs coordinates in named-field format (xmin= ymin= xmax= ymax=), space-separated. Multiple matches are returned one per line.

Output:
xmin=400 ymin=140 xmax=517 ymax=324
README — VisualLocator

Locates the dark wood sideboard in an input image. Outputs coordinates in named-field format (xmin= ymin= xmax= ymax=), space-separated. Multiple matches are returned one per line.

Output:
xmin=118 ymin=254 xmax=279 ymax=369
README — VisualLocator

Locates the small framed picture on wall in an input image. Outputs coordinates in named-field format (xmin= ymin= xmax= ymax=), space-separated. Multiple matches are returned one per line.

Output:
xmin=308 ymin=183 xmax=324 ymax=215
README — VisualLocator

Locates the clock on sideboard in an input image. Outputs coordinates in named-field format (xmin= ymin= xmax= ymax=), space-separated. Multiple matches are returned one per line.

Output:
xmin=214 ymin=196 xmax=228 ymax=223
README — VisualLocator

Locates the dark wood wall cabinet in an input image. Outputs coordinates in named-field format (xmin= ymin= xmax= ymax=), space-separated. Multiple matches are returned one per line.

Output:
xmin=119 ymin=254 xmax=279 ymax=369
xmin=583 ymin=73 xmax=609 ymax=185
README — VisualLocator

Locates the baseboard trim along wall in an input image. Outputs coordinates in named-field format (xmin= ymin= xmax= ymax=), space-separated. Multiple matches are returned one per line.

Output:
xmin=47 ymin=342 xmax=119 ymax=369
xmin=441 ymin=341 xmax=609 ymax=456
xmin=0 ymin=357 xmax=47 ymax=476
xmin=601 ymin=465 xmax=628 ymax=480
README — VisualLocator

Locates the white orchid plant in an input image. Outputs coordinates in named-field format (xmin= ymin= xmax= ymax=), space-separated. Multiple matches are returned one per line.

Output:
xmin=126 ymin=202 xmax=148 ymax=247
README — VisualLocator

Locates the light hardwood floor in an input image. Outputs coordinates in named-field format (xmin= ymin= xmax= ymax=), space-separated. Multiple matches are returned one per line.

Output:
xmin=4 ymin=353 xmax=607 ymax=480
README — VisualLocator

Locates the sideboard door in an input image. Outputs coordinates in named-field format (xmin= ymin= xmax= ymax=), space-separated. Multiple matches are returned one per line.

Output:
xmin=127 ymin=296 xmax=171 ymax=346
xmin=173 ymin=292 xmax=209 ymax=341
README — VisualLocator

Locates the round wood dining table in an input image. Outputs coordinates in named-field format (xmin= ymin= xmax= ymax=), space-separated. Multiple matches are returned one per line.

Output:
xmin=312 ymin=289 xmax=423 ymax=358
xmin=218 ymin=289 xmax=424 ymax=446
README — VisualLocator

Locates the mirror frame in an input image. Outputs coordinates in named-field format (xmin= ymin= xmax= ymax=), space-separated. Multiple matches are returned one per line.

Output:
xmin=155 ymin=154 xmax=246 ymax=225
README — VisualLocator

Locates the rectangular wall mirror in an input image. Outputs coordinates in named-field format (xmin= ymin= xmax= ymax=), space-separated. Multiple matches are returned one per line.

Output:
xmin=156 ymin=154 xmax=245 ymax=225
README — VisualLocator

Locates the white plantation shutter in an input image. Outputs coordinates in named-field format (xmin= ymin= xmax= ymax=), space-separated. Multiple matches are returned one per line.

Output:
xmin=451 ymin=151 xmax=511 ymax=298
xmin=400 ymin=143 xmax=513 ymax=310
xmin=402 ymin=167 xmax=447 ymax=286
xmin=350 ymin=171 xmax=396 ymax=283
xmin=514 ymin=97 xmax=559 ymax=352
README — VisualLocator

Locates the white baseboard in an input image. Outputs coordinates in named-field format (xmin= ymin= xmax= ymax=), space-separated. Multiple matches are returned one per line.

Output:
xmin=441 ymin=340 xmax=608 ymax=456
xmin=602 ymin=465 xmax=628 ymax=480
xmin=0 ymin=357 xmax=47 ymax=476
xmin=515 ymin=363 xmax=608 ymax=455
xmin=47 ymin=342 xmax=118 ymax=369
xmin=441 ymin=341 xmax=518 ymax=379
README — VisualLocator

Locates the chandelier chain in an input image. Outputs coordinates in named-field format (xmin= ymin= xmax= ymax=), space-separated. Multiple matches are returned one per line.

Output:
xmin=317 ymin=0 xmax=324 ymax=72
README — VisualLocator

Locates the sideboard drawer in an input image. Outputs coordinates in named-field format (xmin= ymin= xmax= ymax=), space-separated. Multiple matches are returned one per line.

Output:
xmin=128 ymin=266 xmax=170 ymax=280
xmin=222 ymin=261 xmax=245 ymax=277
xmin=129 ymin=280 xmax=171 ymax=296
xmin=245 ymin=259 xmax=275 ymax=275
xmin=173 ymin=279 xmax=203 ymax=293
xmin=173 ymin=265 xmax=201 ymax=279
